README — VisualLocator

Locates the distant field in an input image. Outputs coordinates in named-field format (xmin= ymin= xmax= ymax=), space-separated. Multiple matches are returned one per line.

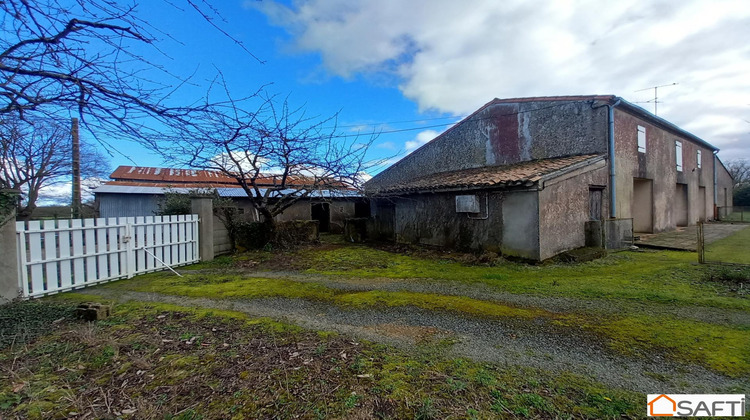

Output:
xmin=705 ymin=225 xmax=750 ymax=265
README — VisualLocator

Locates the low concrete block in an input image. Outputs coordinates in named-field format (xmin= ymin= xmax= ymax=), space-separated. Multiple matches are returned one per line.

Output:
xmin=75 ymin=302 xmax=111 ymax=321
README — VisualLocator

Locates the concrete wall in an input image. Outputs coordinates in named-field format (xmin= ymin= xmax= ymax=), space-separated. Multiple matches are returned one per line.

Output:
xmin=501 ymin=191 xmax=540 ymax=260
xmin=366 ymin=100 xmax=609 ymax=192
xmin=390 ymin=192 xmax=506 ymax=252
xmin=371 ymin=189 xmax=542 ymax=259
xmin=538 ymin=164 xmax=609 ymax=259
xmin=212 ymin=214 xmax=233 ymax=255
xmin=716 ymin=158 xmax=734 ymax=208
xmin=613 ymin=109 xmax=716 ymax=232
xmin=0 ymin=211 xmax=19 ymax=302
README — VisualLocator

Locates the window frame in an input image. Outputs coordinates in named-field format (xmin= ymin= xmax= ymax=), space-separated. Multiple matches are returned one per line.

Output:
xmin=697 ymin=150 xmax=702 ymax=169
xmin=675 ymin=140 xmax=683 ymax=172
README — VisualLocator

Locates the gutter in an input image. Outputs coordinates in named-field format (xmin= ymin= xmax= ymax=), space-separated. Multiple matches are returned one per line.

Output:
xmin=608 ymin=98 xmax=622 ymax=218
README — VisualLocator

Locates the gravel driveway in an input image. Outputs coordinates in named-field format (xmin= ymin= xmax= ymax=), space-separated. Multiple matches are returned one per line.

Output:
xmin=86 ymin=287 xmax=749 ymax=395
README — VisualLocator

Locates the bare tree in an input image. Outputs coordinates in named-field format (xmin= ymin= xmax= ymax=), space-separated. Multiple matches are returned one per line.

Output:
xmin=726 ymin=159 xmax=749 ymax=188
xmin=0 ymin=0 xmax=258 ymax=147
xmin=0 ymin=117 xmax=109 ymax=219
xmin=169 ymin=94 xmax=374 ymax=230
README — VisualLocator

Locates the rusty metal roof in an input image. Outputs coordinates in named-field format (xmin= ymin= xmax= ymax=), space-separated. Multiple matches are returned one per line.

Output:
xmin=108 ymin=166 xmax=347 ymax=188
xmin=369 ymin=154 xmax=602 ymax=195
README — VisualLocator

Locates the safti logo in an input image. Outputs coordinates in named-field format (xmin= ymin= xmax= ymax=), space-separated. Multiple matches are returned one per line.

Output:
xmin=647 ymin=394 xmax=746 ymax=417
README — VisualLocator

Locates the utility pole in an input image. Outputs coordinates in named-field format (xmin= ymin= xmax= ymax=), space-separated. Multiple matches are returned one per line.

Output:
xmin=634 ymin=83 xmax=678 ymax=116
xmin=71 ymin=117 xmax=81 ymax=218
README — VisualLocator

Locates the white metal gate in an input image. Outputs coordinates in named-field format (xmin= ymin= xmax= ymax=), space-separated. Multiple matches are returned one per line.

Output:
xmin=16 ymin=215 xmax=199 ymax=298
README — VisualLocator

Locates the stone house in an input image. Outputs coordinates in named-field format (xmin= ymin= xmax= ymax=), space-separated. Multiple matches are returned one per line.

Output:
xmin=365 ymin=95 xmax=734 ymax=260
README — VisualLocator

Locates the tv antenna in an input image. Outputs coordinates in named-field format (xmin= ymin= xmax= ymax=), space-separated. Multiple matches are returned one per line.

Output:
xmin=634 ymin=83 xmax=678 ymax=116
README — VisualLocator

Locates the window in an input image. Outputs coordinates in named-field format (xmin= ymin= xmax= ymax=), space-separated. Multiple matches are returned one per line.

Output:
xmin=697 ymin=150 xmax=702 ymax=169
xmin=675 ymin=141 xmax=683 ymax=171
xmin=637 ymin=126 xmax=646 ymax=153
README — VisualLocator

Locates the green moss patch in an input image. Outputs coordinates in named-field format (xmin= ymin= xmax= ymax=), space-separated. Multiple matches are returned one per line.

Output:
xmin=95 ymin=272 xmax=750 ymax=376
xmin=301 ymin=245 xmax=750 ymax=310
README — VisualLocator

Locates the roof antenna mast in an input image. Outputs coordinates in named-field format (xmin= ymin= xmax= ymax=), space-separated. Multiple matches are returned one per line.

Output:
xmin=634 ymin=83 xmax=678 ymax=116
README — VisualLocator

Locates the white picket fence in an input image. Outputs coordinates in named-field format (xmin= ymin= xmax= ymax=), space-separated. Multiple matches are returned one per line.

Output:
xmin=16 ymin=215 xmax=199 ymax=298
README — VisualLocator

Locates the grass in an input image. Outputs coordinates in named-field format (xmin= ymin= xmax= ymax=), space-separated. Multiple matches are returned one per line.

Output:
xmin=705 ymin=225 xmax=750 ymax=265
xmin=300 ymin=245 xmax=750 ymax=310
xmin=0 ymin=300 xmax=643 ymax=419
xmin=4 ymin=240 xmax=750 ymax=417
xmin=100 ymin=270 xmax=750 ymax=376
xmin=719 ymin=211 xmax=750 ymax=223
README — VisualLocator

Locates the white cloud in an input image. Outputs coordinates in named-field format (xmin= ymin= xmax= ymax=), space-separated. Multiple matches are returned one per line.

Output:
xmin=405 ymin=129 xmax=440 ymax=152
xmin=257 ymin=0 xmax=750 ymax=160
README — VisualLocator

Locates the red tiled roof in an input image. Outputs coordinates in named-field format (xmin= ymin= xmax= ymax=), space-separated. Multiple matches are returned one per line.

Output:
xmin=370 ymin=155 xmax=602 ymax=194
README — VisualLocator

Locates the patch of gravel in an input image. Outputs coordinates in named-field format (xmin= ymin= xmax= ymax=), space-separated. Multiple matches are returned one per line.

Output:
xmin=189 ymin=269 xmax=750 ymax=327
xmin=88 ymin=288 xmax=749 ymax=395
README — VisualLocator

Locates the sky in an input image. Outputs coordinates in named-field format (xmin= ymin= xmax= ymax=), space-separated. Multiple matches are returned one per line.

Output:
xmin=89 ymin=0 xmax=750 ymax=177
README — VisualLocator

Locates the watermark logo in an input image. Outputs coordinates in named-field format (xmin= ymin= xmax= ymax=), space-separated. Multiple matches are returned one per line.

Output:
xmin=647 ymin=394 xmax=746 ymax=417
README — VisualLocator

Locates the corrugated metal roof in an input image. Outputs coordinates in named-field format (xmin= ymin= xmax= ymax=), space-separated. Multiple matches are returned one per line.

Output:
xmin=93 ymin=184 xmax=361 ymax=198
xmin=108 ymin=166 xmax=351 ymax=188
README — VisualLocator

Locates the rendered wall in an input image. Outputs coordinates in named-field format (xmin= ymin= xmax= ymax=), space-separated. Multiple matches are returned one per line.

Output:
xmin=500 ymin=191 xmax=540 ymax=260
xmin=538 ymin=164 xmax=609 ymax=260
xmin=390 ymin=192 xmax=506 ymax=252
xmin=716 ymin=159 xmax=734 ymax=208
xmin=371 ymin=190 xmax=541 ymax=258
xmin=614 ymin=109 xmax=715 ymax=232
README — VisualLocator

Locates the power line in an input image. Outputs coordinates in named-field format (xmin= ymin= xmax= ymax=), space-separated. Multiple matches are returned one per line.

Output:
xmin=335 ymin=114 xmax=466 ymax=129
xmin=327 ymin=101 xmax=584 ymax=139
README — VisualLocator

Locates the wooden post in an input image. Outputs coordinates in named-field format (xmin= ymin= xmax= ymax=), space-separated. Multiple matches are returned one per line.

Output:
xmin=696 ymin=221 xmax=705 ymax=264
xmin=71 ymin=118 xmax=81 ymax=218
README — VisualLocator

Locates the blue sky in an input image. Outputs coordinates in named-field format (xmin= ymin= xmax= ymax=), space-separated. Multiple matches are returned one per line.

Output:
xmin=97 ymin=0 xmax=750 ymax=175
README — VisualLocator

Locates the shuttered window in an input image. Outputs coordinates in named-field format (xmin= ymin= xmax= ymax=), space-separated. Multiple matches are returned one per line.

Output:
xmin=697 ymin=150 xmax=702 ymax=169
xmin=637 ymin=126 xmax=646 ymax=153
xmin=675 ymin=141 xmax=683 ymax=171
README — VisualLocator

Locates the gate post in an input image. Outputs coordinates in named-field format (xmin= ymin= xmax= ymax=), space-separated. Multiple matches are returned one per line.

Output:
xmin=191 ymin=196 xmax=214 ymax=262
xmin=0 ymin=190 xmax=21 ymax=303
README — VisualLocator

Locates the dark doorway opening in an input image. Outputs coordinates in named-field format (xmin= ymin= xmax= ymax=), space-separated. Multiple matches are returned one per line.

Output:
xmin=311 ymin=203 xmax=330 ymax=232
xmin=354 ymin=200 xmax=371 ymax=218
xmin=588 ymin=187 xmax=604 ymax=221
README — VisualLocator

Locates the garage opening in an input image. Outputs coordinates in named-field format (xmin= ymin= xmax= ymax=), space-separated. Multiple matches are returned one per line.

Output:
xmin=675 ymin=183 xmax=688 ymax=227
xmin=632 ymin=178 xmax=653 ymax=233
xmin=311 ymin=203 xmax=330 ymax=232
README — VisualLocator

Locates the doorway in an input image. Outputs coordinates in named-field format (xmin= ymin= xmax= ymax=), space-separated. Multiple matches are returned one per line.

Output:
xmin=311 ymin=203 xmax=331 ymax=232
xmin=675 ymin=183 xmax=688 ymax=227
xmin=589 ymin=187 xmax=604 ymax=221
xmin=632 ymin=178 xmax=653 ymax=233
xmin=698 ymin=186 xmax=706 ymax=222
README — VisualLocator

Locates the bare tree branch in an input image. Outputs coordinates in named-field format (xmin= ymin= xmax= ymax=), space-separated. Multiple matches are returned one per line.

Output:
xmin=0 ymin=116 xmax=109 ymax=219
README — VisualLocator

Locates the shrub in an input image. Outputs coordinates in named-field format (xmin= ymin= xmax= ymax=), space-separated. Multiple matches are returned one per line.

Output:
xmin=234 ymin=220 xmax=319 ymax=251
xmin=235 ymin=221 xmax=274 ymax=250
